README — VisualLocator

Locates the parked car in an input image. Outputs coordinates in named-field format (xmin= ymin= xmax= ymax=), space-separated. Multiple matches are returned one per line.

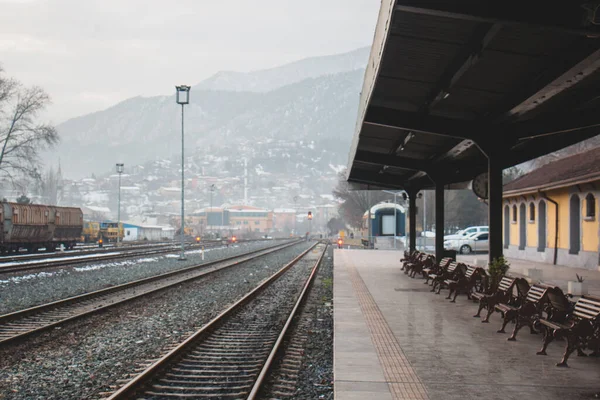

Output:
xmin=444 ymin=231 xmax=489 ymax=254
xmin=443 ymin=226 xmax=488 ymax=241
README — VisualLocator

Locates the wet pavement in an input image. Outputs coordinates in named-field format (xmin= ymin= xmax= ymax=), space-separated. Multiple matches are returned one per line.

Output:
xmin=334 ymin=249 xmax=600 ymax=400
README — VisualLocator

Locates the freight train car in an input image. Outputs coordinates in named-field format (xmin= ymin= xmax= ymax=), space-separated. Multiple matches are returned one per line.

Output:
xmin=0 ymin=202 xmax=83 ymax=254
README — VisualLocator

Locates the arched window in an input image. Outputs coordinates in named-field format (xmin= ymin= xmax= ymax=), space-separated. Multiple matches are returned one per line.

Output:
xmin=512 ymin=205 xmax=517 ymax=223
xmin=538 ymin=200 xmax=546 ymax=252
xmin=570 ymin=195 xmax=581 ymax=254
xmin=504 ymin=205 xmax=510 ymax=249
xmin=529 ymin=203 xmax=535 ymax=222
xmin=585 ymin=193 xmax=596 ymax=219
xmin=519 ymin=203 xmax=526 ymax=250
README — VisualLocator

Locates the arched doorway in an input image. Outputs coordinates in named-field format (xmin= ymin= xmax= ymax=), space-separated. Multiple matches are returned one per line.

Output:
xmin=538 ymin=200 xmax=546 ymax=252
xmin=519 ymin=203 xmax=526 ymax=250
xmin=504 ymin=205 xmax=510 ymax=248
xmin=570 ymin=195 xmax=580 ymax=254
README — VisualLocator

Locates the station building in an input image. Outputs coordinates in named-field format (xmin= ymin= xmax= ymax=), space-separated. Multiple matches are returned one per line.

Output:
xmin=503 ymin=148 xmax=600 ymax=270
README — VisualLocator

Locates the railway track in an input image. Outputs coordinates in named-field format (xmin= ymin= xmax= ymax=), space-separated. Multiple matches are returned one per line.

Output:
xmin=103 ymin=242 xmax=327 ymax=399
xmin=0 ymin=239 xmax=261 ymax=274
xmin=0 ymin=241 xmax=176 ymax=263
xmin=0 ymin=239 xmax=302 ymax=346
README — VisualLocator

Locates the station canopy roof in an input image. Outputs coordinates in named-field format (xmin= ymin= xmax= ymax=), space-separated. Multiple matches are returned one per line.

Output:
xmin=347 ymin=1 xmax=600 ymax=191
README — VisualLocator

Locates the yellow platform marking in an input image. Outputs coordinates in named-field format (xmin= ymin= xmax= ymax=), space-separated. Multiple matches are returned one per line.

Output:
xmin=347 ymin=265 xmax=429 ymax=400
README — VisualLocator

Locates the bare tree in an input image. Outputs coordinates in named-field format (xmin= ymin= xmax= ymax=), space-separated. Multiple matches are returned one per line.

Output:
xmin=36 ymin=166 xmax=63 ymax=205
xmin=332 ymin=171 xmax=397 ymax=228
xmin=0 ymin=66 xmax=59 ymax=184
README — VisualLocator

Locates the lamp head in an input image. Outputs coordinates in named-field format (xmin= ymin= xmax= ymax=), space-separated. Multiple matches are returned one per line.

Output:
xmin=175 ymin=85 xmax=191 ymax=104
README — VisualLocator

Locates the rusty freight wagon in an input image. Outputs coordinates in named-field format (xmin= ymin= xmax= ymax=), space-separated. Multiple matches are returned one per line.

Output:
xmin=0 ymin=202 xmax=83 ymax=254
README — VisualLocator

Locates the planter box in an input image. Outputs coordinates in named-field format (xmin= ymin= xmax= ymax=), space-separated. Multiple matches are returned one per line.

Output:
xmin=568 ymin=281 xmax=588 ymax=296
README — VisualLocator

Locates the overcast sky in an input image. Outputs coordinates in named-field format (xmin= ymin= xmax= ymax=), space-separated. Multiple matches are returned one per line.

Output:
xmin=0 ymin=0 xmax=378 ymax=123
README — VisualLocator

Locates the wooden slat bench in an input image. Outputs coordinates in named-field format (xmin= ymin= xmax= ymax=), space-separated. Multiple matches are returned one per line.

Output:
xmin=422 ymin=257 xmax=451 ymax=285
xmin=495 ymin=283 xmax=555 ymax=341
xmin=446 ymin=265 xmax=485 ymax=302
xmin=537 ymin=294 xmax=600 ymax=367
xmin=400 ymin=251 xmax=421 ymax=272
xmin=433 ymin=262 xmax=464 ymax=294
xmin=409 ymin=254 xmax=436 ymax=278
xmin=404 ymin=253 xmax=427 ymax=276
xmin=472 ymin=277 xmax=530 ymax=323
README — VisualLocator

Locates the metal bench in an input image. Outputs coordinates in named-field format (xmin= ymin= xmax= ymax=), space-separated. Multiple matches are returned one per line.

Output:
xmin=404 ymin=253 xmax=427 ymax=276
xmin=422 ymin=257 xmax=451 ymax=284
xmin=400 ymin=251 xmax=421 ymax=272
xmin=446 ymin=265 xmax=485 ymax=302
xmin=409 ymin=254 xmax=435 ymax=278
xmin=495 ymin=283 xmax=555 ymax=341
xmin=432 ymin=262 xmax=464 ymax=294
xmin=472 ymin=277 xmax=530 ymax=323
xmin=537 ymin=294 xmax=600 ymax=367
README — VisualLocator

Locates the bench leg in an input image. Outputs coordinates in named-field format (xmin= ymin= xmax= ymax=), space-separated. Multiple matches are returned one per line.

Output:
xmin=482 ymin=306 xmax=494 ymax=323
xmin=436 ymin=284 xmax=444 ymax=295
xmin=473 ymin=300 xmax=485 ymax=318
xmin=556 ymin=338 xmax=577 ymax=367
xmin=446 ymin=285 xmax=454 ymax=300
xmin=432 ymin=280 xmax=440 ymax=293
xmin=451 ymin=290 xmax=459 ymax=303
xmin=497 ymin=311 xmax=514 ymax=333
xmin=508 ymin=320 xmax=522 ymax=341
xmin=537 ymin=327 xmax=554 ymax=355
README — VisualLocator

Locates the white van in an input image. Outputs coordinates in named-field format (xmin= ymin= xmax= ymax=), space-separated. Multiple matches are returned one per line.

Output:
xmin=443 ymin=226 xmax=488 ymax=241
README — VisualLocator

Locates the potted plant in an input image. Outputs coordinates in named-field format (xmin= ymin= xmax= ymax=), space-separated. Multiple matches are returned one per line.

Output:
xmin=486 ymin=256 xmax=510 ymax=293
xmin=568 ymin=274 xmax=588 ymax=296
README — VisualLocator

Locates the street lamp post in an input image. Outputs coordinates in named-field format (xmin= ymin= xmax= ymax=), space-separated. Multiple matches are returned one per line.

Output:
xmin=293 ymin=196 xmax=299 ymax=236
xmin=176 ymin=85 xmax=191 ymax=261
xmin=383 ymin=190 xmax=401 ymax=250
xmin=116 ymin=163 xmax=124 ymax=245
xmin=209 ymin=184 xmax=215 ymax=236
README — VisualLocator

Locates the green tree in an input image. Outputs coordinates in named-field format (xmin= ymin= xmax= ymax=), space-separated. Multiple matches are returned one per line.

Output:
xmin=16 ymin=194 xmax=30 ymax=204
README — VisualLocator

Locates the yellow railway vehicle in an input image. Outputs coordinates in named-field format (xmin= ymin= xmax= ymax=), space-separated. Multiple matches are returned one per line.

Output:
xmin=99 ymin=221 xmax=124 ymax=242
xmin=82 ymin=221 xmax=100 ymax=243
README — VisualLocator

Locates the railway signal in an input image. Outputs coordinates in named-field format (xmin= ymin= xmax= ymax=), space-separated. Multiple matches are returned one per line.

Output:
xmin=98 ymin=238 xmax=103 ymax=248
xmin=337 ymin=238 xmax=343 ymax=248
xmin=196 ymin=236 xmax=201 ymax=244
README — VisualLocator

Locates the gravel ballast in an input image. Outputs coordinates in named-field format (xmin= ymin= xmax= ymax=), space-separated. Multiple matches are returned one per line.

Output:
xmin=259 ymin=245 xmax=334 ymax=399
xmin=0 ymin=240 xmax=286 ymax=315
xmin=0 ymin=241 xmax=312 ymax=400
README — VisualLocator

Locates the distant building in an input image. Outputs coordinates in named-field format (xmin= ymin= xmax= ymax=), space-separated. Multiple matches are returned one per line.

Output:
xmin=273 ymin=208 xmax=296 ymax=233
xmin=190 ymin=205 xmax=273 ymax=234
xmin=503 ymin=148 xmax=600 ymax=269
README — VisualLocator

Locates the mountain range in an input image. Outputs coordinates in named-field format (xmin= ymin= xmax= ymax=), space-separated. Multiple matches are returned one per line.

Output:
xmin=47 ymin=47 xmax=370 ymax=179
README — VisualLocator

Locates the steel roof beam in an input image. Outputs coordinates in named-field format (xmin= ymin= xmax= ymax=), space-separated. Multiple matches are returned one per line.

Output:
xmin=354 ymin=150 xmax=430 ymax=172
xmin=364 ymin=106 xmax=482 ymax=141
xmin=394 ymin=1 xmax=600 ymax=37
xmin=506 ymin=48 xmax=600 ymax=118
xmin=349 ymin=169 xmax=410 ymax=189
xmin=424 ymin=23 xmax=502 ymax=112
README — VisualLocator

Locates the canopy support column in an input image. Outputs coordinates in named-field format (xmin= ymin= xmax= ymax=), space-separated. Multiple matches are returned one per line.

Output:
xmin=488 ymin=155 xmax=504 ymax=264
xmin=435 ymin=182 xmax=445 ymax=261
xmin=408 ymin=190 xmax=417 ymax=252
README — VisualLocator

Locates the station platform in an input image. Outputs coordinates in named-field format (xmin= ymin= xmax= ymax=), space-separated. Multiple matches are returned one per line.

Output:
xmin=333 ymin=249 xmax=600 ymax=400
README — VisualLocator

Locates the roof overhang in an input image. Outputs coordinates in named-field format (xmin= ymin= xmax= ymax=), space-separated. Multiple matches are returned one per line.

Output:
xmin=347 ymin=0 xmax=600 ymax=191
